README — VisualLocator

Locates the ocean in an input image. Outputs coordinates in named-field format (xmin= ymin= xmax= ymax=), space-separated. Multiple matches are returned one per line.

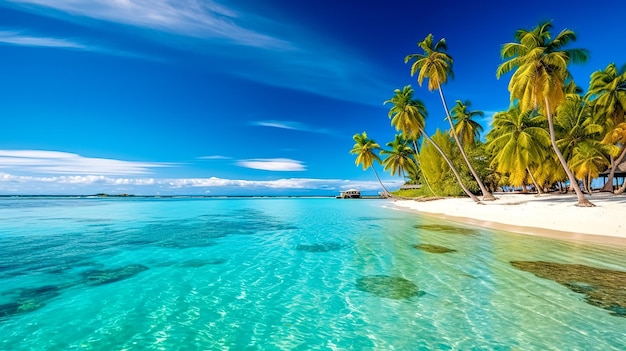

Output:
xmin=0 ymin=197 xmax=624 ymax=350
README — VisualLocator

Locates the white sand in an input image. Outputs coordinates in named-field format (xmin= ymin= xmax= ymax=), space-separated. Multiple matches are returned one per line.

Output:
xmin=393 ymin=192 xmax=626 ymax=245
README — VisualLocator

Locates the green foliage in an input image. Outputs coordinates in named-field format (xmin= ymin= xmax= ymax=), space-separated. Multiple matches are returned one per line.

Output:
xmin=467 ymin=141 xmax=495 ymax=189
xmin=419 ymin=130 xmax=477 ymax=196
xmin=390 ymin=188 xmax=431 ymax=198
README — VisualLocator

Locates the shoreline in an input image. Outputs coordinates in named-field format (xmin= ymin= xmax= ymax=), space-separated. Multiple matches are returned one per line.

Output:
xmin=392 ymin=192 xmax=626 ymax=246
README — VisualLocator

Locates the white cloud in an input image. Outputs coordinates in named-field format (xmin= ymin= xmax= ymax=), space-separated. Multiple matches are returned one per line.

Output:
xmin=7 ymin=0 xmax=391 ymax=106
xmin=197 ymin=155 xmax=231 ymax=160
xmin=251 ymin=120 xmax=334 ymax=135
xmin=7 ymin=0 xmax=291 ymax=49
xmin=236 ymin=158 xmax=305 ymax=171
xmin=0 ymin=30 xmax=87 ymax=49
xmin=0 ymin=150 xmax=173 ymax=175
xmin=0 ymin=172 xmax=402 ymax=194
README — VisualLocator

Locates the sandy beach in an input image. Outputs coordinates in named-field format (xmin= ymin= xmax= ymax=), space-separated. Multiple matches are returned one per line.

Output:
xmin=393 ymin=192 xmax=626 ymax=245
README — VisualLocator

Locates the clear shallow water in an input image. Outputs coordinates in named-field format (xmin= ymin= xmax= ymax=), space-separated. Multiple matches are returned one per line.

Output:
xmin=0 ymin=197 xmax=625 ymax=350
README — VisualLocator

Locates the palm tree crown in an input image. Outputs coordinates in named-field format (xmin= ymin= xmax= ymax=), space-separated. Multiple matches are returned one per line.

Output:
xmin=381 ymin=134 xmax=417 ymax=178
xmin=350 ymin=132 xmax=382 ymax=170
xmin=404 ymin=33 xmax=454 ymax=91
xmin=450 ymin=100 xmax=485 ymax=147
xmin=384 ymin=85 xmax=427 ymax=141
xmin=487 ymin=106 xmax=550 ymax=186
xmin=496 ymin=21 xmax=589 ymax=113
xmin=587 ymin=63 xmax=626 ymax=126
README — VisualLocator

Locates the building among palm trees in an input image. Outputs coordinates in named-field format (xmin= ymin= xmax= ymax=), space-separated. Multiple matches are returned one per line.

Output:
xmin=599 ymin=158 xmax=626 ymax=191
xmin=337 ymin=189 xmax=361 ymax=198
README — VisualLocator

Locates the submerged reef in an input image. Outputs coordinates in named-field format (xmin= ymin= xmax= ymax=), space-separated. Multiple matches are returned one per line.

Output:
xmin=296 ymin=242 xmax=345 ymax=253
xmin=511 ymin=261 xmax=626 ymax=317
xmin=0 ymin=285 xmax=64 ymax=319
xmin=413 ymin=244 xmax=457 ymax=253
xmin=414 ymin=224 xmax=479 ymax=236
xmin=175 ymin=259 xmax=227 ymax=268
xmin=82 ymin=264 xmax=149 ymax=286
xmin=356 ymin=275 xmax=422 ymax=300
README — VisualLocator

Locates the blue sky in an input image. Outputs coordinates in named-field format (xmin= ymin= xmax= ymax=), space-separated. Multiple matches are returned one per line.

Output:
xmin=1 ymin=0 xmax=625 ymax=195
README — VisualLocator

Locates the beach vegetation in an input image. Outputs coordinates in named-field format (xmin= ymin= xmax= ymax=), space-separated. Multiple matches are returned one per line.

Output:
xmin=486 ymin=106 xmax=551 ymax=188
xmin=419 ymin=130 xmax=477 ymax=196
xmin=496 ymin=21 xmax=594 ymax=206
xmin=381 ymin=134 xmax=418 ymax=179
xmin=450 ymin=100 xmax=485 ymax=149
xmin=385 ymin=86 xmax=480 ymax=201
xmin=406 ymin=34 xmax=495 ymax=201
xmin=350 ymin=132 xmax=390 ymax=196
xmin=352 ymin=21 xmax=625 ymax=203
xmin=586 ymin=63 xmax=626 ymax=192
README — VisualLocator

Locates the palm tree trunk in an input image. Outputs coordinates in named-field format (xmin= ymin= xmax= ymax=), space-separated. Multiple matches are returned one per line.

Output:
xmin=421 ymin=129 xmax=482 ymax=203
xmin=412 ymin=140 xmax=437 ymax=196
xmin=371 ymin=166 xmax=391 ymax=197
xmin=603 ymin=146 xmax=626 ymax=192
xmin=438 ymin=87 xmax=496 ymax=201
xmin=526 ymin=167 xmax=544 ymax=194
xmin=545 ymin=98 xmax=594 ymax=207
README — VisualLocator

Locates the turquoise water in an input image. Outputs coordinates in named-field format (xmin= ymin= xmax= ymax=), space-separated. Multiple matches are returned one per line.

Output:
xmin=0 ymin=197 xmax=625 ymax=350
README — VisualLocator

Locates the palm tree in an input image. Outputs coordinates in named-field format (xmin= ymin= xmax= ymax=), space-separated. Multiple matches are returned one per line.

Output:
xmin=555 ymin=94 xmax=605 ymax=162
xmin=350 ymin=132 xmax=390 ymax=196
xmin=569 ymin=141 xmax=611 ymax=193
xmin=496 ymin=21 xmax=594 ymax=206
xmin=405 ymin=34 xmax=495 ymax=201
xmin=450 ymin=100 xmax=485 ymax=148
xmin=381 ymin=134 xmax=417 ymax=179
xmin=385 ymin=85 xmax=481 ymax=203
xmin=586 ymin=63 xmax=626 ymax=191
xmin=602 ymin=122 xmax=626 ymax=193
xmin=486 ymin=106 xmax=551 ymax=188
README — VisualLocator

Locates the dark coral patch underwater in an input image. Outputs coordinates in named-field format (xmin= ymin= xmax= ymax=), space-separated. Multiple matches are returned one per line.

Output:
xmin=511 ymin=261 xmax=626 ymax=317
xmin=356 ymin=275 xmax=423 ymax=300
xmin=296 ymin=242 xmax=345 ymax=253
xmin=413 ymin=244 xmax=457 ymax=253
xmin=0 ymin=285 xmax=64 ymax=319
xmin=82 ymin=264 xmax=149 ymax=286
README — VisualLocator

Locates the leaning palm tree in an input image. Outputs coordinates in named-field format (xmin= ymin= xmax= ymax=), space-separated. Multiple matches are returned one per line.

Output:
xmin=486 ymin=106 xmax=551 ymax=189
xmin=385 ymin=85 xmax=481 ymax=203
xmin=450 ymin=100 xmax=485 ymax=148
xmin=350 ymin=132 xmax=390 ymax=196
xmin=586 ymin=63 xmax=626 ymax=191
xmin=496 ymin=21 xmax=594 ymax=206
xmin=405 ymin=34 xmax=495 ymax=201
xmin=381 ymin=134 xmax=418 ymax=179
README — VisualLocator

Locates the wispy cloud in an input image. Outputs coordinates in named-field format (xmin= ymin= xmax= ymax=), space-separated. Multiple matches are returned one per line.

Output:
xmin=0 ymin=30 xmax=87 ymax=49
xmin=0 ymin=29 xmax=151 ymax=59
xmin=235 ymin=158 xmax=305 ymax=172
xmin=7 ymin=0 xmax=291 ymax=49
xmin=0 ymin=150 xmax=173 ymax=175
xmin=251 ymin=120 xmax=334 ymax=135
xmin=6 ymin=0 xmax=391 ymax=105
xmin=197 ymin=155 xmax=232 ymax=160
